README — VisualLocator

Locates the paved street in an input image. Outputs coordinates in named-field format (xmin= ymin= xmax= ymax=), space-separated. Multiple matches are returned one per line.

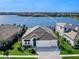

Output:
xmin=37 ymin=47 xmax=62 ymax=59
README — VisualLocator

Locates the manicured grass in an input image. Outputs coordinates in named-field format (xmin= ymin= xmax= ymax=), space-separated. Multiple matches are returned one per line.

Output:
xmin=0 ymin=51 xmax=4 ymax=55
xmin=63 ymin=56 xmax=79 ymax=59
xmin=60 ymin=38 xmax=79 ymax=54
xmin=0 ymin=57 xmax=37 ymax=59
xmin=0 ymin=57 xmax=5 ymax=59
xmin=11 ymin=57 xmax=37 ymax=59
xmin=55 ymin=32 xmax=79 ymax=55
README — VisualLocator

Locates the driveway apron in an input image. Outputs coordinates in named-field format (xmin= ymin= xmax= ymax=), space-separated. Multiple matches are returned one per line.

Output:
xmin=36 ymin=47 xmax=62 ymax=59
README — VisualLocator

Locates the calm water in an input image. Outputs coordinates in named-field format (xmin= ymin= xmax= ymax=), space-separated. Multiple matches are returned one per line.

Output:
xmin=0 ymin=15 xmax=79 ymax=27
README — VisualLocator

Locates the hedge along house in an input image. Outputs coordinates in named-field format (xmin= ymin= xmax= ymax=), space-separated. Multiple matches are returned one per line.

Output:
xmin=22 ymin=26 xmax=58 ymax=48
xmin=0 ymin=24 xmax=22 ymax=48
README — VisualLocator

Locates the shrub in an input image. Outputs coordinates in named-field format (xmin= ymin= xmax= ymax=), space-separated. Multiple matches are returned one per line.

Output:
xmin=27 ymin=48 xmax=36 ymax=54
xmin=3 ymin=51 xmax=9 ymax=55
xmin=60 ymin=45 xmax=65 ymax=50
xmin=18 ymin=46 xmax=25 ymax=52
xmin=67 ymin=50 xmax=72 ymax=54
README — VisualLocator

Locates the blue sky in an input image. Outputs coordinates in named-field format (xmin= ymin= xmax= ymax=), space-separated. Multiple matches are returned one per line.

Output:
xmin=0 ymin=0 xmax=79 ymax=12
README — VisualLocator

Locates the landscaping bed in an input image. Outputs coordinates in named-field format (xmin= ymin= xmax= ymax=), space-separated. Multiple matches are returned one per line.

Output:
xmin=0 ymin=41 xmax=37 ymax=55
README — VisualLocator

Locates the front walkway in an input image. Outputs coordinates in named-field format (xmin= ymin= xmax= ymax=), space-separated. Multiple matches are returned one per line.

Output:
xmin=36 ymin=47 xmax=62 ymax=59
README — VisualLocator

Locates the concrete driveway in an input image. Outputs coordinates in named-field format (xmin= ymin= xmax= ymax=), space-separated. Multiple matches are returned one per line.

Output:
xmin=36 ymin=47 xmax=62 ymax=59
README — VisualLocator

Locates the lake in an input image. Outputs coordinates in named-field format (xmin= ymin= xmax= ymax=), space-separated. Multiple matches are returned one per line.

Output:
xmin=0 ymin=15 xmax=79 ymax=27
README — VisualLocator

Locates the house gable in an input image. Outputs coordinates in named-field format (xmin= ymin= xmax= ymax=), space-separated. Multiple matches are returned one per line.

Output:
xmin=74 ymin=33 xmax=79 ymax=45
xmin=22 ymin=26 xmax=56 ymax=40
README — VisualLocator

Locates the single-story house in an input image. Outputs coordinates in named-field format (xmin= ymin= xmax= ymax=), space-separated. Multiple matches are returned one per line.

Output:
xmin=55 ymin=23 xmax=66 ymax=36
xmin=55 ymin=22 xmax=79 ymax=36
xmin=0 ymin=24 xmax=22 ymax=47
xmin=56 ymin=22 xmax=79 ymax=48
xmin=22 ymin=26 xmax=58 ymax=48
xmin=64 ymin=30 xmax=79 ymax=48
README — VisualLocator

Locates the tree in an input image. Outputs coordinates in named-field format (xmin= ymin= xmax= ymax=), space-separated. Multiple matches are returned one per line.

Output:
xmin=17 ymin=24 xmax=21 ymax=27
xmin=0 ymin=40 xmax=10 ymax=59
xmin=13 ymin=23 xmax=16 ymax=26
xmin=22 ymin=24 xmax=28 ymax=34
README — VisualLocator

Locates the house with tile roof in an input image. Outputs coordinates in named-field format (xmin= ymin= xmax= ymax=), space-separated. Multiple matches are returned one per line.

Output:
xmin=22 ymin=26 xmax=58 ymax=48
xmin=0 ymin=24 xmax=22 ymax=48
xmin=56 ymin=22 xmax=79 ymax=48
xmin=64 ymin=30 xmax=79 ymax=48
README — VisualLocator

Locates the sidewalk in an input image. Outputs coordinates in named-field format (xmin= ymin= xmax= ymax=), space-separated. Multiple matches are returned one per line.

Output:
xmin=60 ymin=54 xmax=79 ymax=57
xmin=0 ymin=54 xmax=79 ymax=58
xmin=0 ymin=55 xmax=38 ymax=57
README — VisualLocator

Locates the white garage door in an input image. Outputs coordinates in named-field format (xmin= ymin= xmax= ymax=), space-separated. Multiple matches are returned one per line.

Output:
xmin=36 ymin=40 xmax=57 ymax=47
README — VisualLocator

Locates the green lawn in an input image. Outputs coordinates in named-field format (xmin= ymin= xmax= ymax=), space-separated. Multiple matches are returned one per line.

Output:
xmin=60 ymin=37 xmax=79 ymax=54
xmin=0 ymin=51 xmax=4 ymax=55
xmin=54 ymin=31 xmax=79 ymax=55
xmin=11 ymin=57 xmax=37 ymax=59
xmin=8 ymin=42 xmax=32 ymax=55
xmin=0 ymin=57 xmax=37 ymax=59
xmin=0 ymin=41 xmax=36 ymax=55
xmin=63 ymin=56 xmax=79 ymax=59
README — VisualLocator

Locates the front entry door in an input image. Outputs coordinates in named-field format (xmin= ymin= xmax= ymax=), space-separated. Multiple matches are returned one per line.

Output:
xmin=33 ymin=38 xmax=36 ymax=47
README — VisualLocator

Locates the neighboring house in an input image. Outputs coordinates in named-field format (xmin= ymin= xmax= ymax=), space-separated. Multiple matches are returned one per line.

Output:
xmin=55 ymin=23 xmax=66 ymax=36
xmin=22 ymin=26 xmax=58 ymax=48
xmin=56 ymin=22 xmax=79 ymax=48
xmin=0 ymin=24 xmax=22 ymax=47
xmin=56 ymin=23 xmax=79 ymax=36
xmin=64 ymin=30 xmax=79 ymax=48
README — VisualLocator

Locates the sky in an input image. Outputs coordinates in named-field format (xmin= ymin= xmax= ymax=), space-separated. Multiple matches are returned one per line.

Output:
xmin=0 ymin=0 xmax=79 ymax=12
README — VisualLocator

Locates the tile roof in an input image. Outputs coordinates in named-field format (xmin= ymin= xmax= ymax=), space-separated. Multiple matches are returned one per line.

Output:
xmin=22 ymin=26 xmax=56 ymax=40
xmin=0 ymin=24 xmax=21 ymax=41
xmin=56 ymin=23 xmax=66 ymax=27
xmin=64 ymin=30 xmax=78 ymax=41
xmin=57 ymin=22 xmax=79 ymax=31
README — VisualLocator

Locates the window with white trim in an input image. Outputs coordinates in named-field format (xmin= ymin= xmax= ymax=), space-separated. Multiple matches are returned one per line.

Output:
xmin=24 ymin=40 xmax=30 ymax=45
